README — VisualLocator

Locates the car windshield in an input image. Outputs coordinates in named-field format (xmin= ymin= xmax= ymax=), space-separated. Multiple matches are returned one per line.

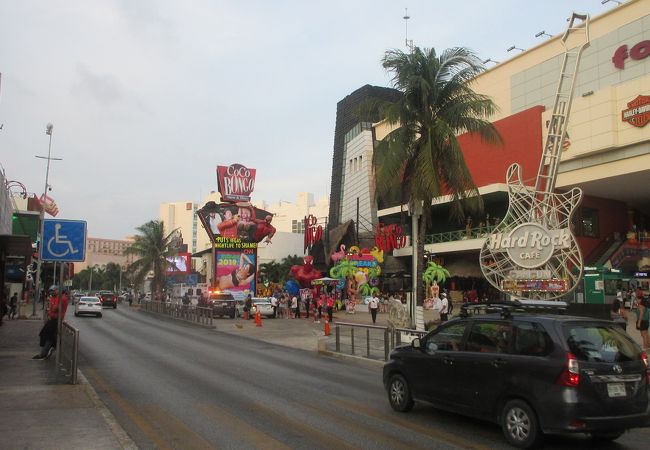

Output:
xmin=80 ymin=297 xmax=100 ymax=303
xmin=563 ymin=323 xmax=639 ymax=363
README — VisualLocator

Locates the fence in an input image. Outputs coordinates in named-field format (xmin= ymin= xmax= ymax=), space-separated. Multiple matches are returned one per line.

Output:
xmin=58 ymin=322 xmax=79 ymax=384
xmin=333 ymin=322 xmax=428 ymax=361
xmin=142 ymin=301 xmax=214 ymax=327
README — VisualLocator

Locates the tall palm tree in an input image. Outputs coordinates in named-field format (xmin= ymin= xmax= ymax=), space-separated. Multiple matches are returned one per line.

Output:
xmin=373 ymin=46 xmax=501 ymax=313
xmin=125 ymin=220 xmax=180 ymax=299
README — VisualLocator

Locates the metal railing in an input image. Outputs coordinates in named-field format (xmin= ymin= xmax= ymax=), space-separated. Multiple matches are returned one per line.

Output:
xmin=58 ymin=322 xmax=79 ymax=384
xmin=142 ymin=301 xmax=214 ymax=327
xmin=333 ymin=322 xmax=429 ymax=361
xmin=424 ymin=225 xmax=495 ymax=244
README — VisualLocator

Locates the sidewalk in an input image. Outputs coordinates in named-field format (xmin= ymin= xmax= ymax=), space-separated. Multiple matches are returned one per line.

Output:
xmin=0 ymin=319 xmax=136 ymax=450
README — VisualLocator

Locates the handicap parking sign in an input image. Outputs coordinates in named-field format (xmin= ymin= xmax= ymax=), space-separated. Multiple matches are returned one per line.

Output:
xmin=41 ymin=219 xmax=87 ymax=262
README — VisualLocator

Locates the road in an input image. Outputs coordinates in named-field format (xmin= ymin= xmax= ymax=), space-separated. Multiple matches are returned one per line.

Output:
xmin=69 ymin=306 xmax=650 ymax=449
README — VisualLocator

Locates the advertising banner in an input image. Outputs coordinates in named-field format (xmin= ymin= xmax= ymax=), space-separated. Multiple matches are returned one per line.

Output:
xmin=197 ymin=201 xmax=275 ymax=249
xmin=215 ymin=249 xmax=256 ymax=294
xmin=166 ymin=252 xmax=191 ymax=275
xmin=217 ymin=163 xmax=256 ymax=202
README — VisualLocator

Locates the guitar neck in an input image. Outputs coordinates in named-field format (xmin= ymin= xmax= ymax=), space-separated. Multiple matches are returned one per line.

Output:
xmin=534 ymin=13 xmax=589 ymax=196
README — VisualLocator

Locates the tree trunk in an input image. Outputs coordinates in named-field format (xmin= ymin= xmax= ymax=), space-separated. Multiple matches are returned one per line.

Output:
xmin=416 ymin=214 xmax=425 ymax=308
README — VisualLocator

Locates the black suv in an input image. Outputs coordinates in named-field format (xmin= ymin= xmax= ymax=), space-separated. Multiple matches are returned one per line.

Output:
xmin=97 ymin=291 xmax=118 ymax=309
xmin=383 ymin=301 xmax=650 ymax=448
xmin=208 ymin=292 xmax=238 ymax=318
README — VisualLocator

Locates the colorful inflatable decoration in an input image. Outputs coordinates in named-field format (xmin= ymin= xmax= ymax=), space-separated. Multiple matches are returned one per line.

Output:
xmin=290 ymin=255 xmax=323 ymax=288
xmin=329 ymin=246 xmax=382 ymax=299
xmin=330 ymin=244 xmax=347 ymax=263
xmin=284 ymin=279 xmax=301 ymax=296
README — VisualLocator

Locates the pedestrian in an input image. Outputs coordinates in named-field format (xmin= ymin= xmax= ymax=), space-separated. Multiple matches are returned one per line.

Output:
xmin=32 ymin=287 xmax=68 ymax=360
xmin=439 ymin=292 xmax=449 ymax=322
xmin=312 ymin=296 xmax=320 ymax=323
xmin=182 ymin=292 xmax=191 ymax=307
xmin=611 ymin=297 xmax=628 ymax=331
xmin=318 ymin=294 xmax=324 ymax=319
xmin=368 ymin=293 xmax=379 ymax=324
xmin=244 ymin=294 xmax=253 ymax=320
xmin=636 ymin=297 xmax=649 ymax=350
xmin=326 ymin=294 xmax=334 ymax=322
xmin=270 ymin=294 xmax=278 ymax=318
xmin=304 ymin=292 xmax=311 ymax=319
xmin=9 ymin=292 xmax=18 ymax=320
xmin=291 ymin=295 xmax=299 ymax=318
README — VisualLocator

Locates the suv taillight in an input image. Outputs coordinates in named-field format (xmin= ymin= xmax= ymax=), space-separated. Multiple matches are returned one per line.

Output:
xmin=556 ymin=352 xmax=580 ymax=387
xmin=641 ymin=351 xmax=650 ymax=384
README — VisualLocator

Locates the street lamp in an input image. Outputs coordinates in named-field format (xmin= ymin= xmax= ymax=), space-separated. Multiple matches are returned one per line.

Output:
xmin=33 ymin=123 xmax=62 ymax=317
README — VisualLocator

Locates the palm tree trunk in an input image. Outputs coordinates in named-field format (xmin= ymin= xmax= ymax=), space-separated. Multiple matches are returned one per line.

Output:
xmin=416 ymin=214 xmax=425 ymax=308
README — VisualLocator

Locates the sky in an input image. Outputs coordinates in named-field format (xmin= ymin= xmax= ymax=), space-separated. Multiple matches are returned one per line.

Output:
xmin=1 ymin=0 xmax=618 ymax=240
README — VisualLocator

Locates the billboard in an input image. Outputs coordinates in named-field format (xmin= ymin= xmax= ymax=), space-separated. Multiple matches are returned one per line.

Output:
xmin=215 ymin=249 xmax=256 ymax=294
xmin=217 ymin=163 xmax=256 ymax=202
xmin=166 ymin=252 xmax=191 ymax=274
xmin=197 ymin=201 xmax=275 ymax=249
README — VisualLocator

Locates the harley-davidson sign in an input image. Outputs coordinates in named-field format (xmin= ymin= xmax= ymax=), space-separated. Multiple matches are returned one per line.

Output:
xmin=217 ymin=164 xmax=256 ymax=202
xmin=622 ymin=95 xmax=650 ymax=128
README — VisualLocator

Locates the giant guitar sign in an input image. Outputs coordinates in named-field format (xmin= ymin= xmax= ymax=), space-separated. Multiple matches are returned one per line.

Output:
xmin=479 ymin=13 xmax=589 ymax=300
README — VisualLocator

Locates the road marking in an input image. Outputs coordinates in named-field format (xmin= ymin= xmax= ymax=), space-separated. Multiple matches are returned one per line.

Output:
xmin=251 ymin=400 xmax=358 ymax=450
xmin=85 ymin=368 xmax=213 ymax=450
xmin=331 ymin=398 xmax=494 ymax=450
xmin=198 ymin=403 xmax=290 ymax=449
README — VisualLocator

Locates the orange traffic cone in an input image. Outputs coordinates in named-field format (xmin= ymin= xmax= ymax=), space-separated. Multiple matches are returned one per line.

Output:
xmin=324 ymin=319 xmax=330 ymax=336
xmin=256 ymin=310 xmax=262 ymax=327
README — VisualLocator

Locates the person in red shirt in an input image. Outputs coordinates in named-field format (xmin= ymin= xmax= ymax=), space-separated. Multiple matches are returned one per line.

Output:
xmin=33 ymin=287 xmax=68 ymax=360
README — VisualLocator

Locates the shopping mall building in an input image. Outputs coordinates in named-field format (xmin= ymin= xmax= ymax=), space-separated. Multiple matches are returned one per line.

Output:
xmin=328 ymin=0 xmax=650 ymax=303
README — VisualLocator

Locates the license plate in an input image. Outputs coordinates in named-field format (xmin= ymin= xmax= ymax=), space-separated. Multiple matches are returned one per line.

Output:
xmin=607 ymin=383 xmax=626 ymax=398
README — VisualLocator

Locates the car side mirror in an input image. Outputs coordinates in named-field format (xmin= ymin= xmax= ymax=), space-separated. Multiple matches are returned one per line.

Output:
xmin=412 ymin=337 xmax=421 ymax=349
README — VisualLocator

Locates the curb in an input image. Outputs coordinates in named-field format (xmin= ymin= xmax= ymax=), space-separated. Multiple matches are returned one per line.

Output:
xmin=77 ymin=370 xmax=140 ymax=450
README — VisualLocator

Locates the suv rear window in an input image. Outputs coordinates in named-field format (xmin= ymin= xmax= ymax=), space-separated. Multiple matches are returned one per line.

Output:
xmin=563 ymin=323 xmax=639 ymax=363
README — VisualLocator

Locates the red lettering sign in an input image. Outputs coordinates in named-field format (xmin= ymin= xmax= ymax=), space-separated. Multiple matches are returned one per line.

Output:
xmin=303 ymin=214 xmax=323 ymax=252
xmin=612 ymin=40 xmax=650 ymax=69
xmin=216 ymin=164 xmax=256 ymax=202
xmin=621 ymin=95 xmax=650 ymax=128
xmin=375 ymin=223 xmax=406 ymax=252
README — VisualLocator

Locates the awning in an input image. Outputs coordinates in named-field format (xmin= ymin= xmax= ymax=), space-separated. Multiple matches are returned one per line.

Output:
xmin=0 ymin=235 xmax=33 ymax=257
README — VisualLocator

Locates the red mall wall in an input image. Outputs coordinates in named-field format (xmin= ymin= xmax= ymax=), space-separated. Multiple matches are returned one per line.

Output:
xmin=577 ymin=195 xmax=629 ymax=262
xmin=457 ymin=105 xmax=545 ymax=187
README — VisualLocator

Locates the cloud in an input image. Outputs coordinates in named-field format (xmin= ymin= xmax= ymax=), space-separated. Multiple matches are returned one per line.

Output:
xmin=71 ymin=64 xmax=124 ymax=106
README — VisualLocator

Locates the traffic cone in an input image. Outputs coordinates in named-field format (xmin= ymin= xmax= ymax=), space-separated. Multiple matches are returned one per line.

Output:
xmin=324 ymin=319 xmax=330 ymax=336
xmin=256 ymin=310 xmax=262 ymax=327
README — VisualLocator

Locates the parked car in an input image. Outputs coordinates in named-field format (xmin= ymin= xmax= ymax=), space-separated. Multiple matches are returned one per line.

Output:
xmin=383 ymin=301 xmax=650 ymax=448
xmin=97 ymin=291 xmax=118 ymax=309
xmin=251 ymin=298 xmax=275 ymax=318
xmin=74 ymin=296 xmax=103 ymax=318
xmin=209 ymin=292 xmax=238 ymax=318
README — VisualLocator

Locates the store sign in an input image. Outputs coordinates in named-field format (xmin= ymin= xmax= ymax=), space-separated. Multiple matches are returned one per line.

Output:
xmin=508 ymin=269 xmax=552 ymax=280
xmin=612 ymin=40 xmax=650 ymax=69
xmin=375 ymin=223 xmax=407 ymax=252
xmin=487 ymin=223 xmax=570 ymax=269
xmin=216 ymin=163 xmax=256 ymax=202
xmin=501 ymin=278 xmax=568 ymax=293
xmin=621 ymin=95 xmax=650 ymax=128
xmin=303 ymin=214 xmax=323 ymax=252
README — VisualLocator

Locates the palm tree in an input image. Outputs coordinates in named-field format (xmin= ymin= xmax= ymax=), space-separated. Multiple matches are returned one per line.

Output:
xmin=373 ymin=46 xmax=501 ymax=314
xmin=125 ymin=220 xmax=180 ymax=300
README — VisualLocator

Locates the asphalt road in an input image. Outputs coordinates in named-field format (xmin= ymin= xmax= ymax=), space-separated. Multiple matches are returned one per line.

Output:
xmin=69 ymin=307 xmax=650 ymax=450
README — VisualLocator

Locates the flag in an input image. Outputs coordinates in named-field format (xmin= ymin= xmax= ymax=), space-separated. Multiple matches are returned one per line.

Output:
xmin=39 ymin=194 xmax=59 ymax=217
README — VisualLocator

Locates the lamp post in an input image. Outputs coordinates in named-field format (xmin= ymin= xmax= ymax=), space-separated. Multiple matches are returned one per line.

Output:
xmin=33 ymin=123 xmax=62 ymax=317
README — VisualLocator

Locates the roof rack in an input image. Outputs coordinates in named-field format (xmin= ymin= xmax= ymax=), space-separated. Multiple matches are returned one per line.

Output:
xmin=459 ymin=300 xmax=568 ymax=319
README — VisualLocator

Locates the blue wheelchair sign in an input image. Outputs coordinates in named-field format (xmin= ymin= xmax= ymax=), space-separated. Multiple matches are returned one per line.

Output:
xmin=41 ymin=219 xmax=87 ymax=262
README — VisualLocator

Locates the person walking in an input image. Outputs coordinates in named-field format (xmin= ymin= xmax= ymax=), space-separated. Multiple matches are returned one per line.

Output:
xmin=636 ymin=297 xmax=649 ymax=350
xmin=291 ymin=295 xmax=298 ymax=318
xmin=326 ymin=294 xmax=334 ymax=322
xmin=611 ymin=297 xmax=628 ymax=331
xmin=33 ymin=287 xmax=68 ymax=360
xmin=8 ymin=292 xmax=18 ymax=320
xmin=439 ymin=292 xmax=449 ymax=322
xmin=368 ymin=294 xmax=379 ymax=324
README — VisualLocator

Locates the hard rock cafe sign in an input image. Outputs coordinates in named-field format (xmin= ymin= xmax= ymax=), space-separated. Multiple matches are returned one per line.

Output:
xmin=487 ymin=223 xmax=571 ymax=269
xmin=303 ymin=214 xmax=323 ymax=252
xmin=621 ymin=95 xmax=650 ymax=128
xmin=216 ymin=163 xmax=256 ymax=202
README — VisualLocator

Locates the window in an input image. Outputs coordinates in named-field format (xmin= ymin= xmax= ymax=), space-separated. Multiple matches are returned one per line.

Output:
xmin=576 ymin=207 xmax=599 ymax=238
xmin=425 ymin=322 xmax=468 ymax=353
xmin=564 ymin=323 xmax=638 ymax=362
xmin=292 ymin=219 xmax=304 ymax=234
xmin=467 ymin=322 xmax=512 ymax=353
xmin=513 ymin=322 xmax=553 ymax=356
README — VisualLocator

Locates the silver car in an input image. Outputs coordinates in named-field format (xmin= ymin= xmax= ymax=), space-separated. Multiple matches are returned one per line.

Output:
xmin=251 ymin=298 xmax=275 ymax=318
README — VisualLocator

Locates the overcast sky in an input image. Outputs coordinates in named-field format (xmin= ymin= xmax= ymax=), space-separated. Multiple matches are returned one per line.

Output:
xmin=1 ymin=0 xmax=615 ymax=240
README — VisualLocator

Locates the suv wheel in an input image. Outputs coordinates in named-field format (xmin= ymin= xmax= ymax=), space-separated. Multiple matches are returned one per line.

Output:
xmin=387 ymin=374 xmax=414 ymax=412
xmin=501 ymin=400 xmax=542 ymax=449
xmin=591 ymin=430 xmax=624 ymax=441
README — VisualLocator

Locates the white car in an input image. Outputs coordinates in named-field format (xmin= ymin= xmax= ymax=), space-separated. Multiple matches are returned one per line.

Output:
xmin=74 ymin=296 xmax=103 ymax=318
xmin=251 ymin=298 xmax=275 ymax=318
